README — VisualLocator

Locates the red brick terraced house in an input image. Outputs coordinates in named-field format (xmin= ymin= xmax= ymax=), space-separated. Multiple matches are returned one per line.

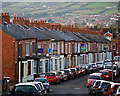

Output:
xmin=1 ymin=13 xmax=112 ymax=83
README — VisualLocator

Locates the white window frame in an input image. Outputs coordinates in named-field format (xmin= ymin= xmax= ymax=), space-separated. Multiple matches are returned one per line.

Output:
xmin=61 ymin=42 xmax=64 ymax=53
xmin=78 ymin=43 xmax=80 ymax=53
xmin=69 ymin=43 xmax=71 ymax=53
xmin=75 ymin=43 xmax=77 ymax=53
xmin=58 ymin=43 xmax=60 ymax=54
xmin=26 ymin=43 xmax=29 ymax=56
xmin=65 ymin=43 xmax=67 ymax=54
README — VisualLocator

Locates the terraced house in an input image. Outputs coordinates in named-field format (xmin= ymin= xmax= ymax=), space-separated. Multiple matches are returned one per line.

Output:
xmin=1 ymin=13 xmax=112 ymax=83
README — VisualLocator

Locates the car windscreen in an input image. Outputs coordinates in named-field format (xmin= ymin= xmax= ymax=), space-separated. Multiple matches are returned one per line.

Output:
xmin=114 ymin=85 xmax=120 ymax=92
xmin=95 ymin=81 xmax=101 ymax=87
xmin=34 ymin=84 xmax=41 ymax=91
xmin=45 ymin=73 xmax=55 ymax=76
xmin=76 ymin=68 xmax=79 ymax=71
xmin=35 ymin=79 xmax=48 ymax=83
xmin=106 ymin=66 xmax=112 ymax=69
xmin=113 ymin=66 xmax=116 ymax=70
xmin=97 ymin=63 xmax=102 ymax=65
xmin=14 ymin=85 xmax=38 ymax=95
xmin=63 ymin=70 xmax=69 ymax=74
xmin=70 ymin=69 xmax=75 ymax=72
xmin=89 ymin=76 xmax=101 ymax=80
xmin=100 ymin=72 xmax=108 ymax=75
xmin=101 ymin=82 xmax=110 ymax=88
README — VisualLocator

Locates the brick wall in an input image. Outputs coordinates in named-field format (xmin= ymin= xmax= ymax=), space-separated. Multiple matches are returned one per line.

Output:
xmin=2 ymin=31 xmax=15 ymax=81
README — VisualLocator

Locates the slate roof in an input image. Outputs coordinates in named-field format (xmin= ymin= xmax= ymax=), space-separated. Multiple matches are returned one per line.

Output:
xmin=0 ymin=22 xmax=111 ymax=43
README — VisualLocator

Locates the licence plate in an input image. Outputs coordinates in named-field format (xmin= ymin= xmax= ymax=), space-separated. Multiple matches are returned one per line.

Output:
xmin=48 ymin=78 xmax=52 ymax=80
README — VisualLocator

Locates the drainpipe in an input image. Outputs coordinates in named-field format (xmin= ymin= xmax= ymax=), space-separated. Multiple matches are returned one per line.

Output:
xmin=20 ymin=40 xmax=22 ymax=83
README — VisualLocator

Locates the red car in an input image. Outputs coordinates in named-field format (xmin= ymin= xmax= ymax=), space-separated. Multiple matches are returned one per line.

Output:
xmin=103 ymin=83 xmax=120 ymax=96
xmin=100 ymin=69 xmax=115 ymax=80
xmin=44 ymin=72 xmax=61 ymax=84
xmin=86 ymin=73 xmax=103 ymax=87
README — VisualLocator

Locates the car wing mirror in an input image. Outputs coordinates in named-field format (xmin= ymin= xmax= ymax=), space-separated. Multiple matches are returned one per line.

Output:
xmin=86 ymin=77 xmax=88 ymax=79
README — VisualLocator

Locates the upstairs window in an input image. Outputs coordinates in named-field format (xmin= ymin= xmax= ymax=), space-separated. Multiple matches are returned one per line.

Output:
xmin=26 ymin=43 xmax=29 ymax=56
xmin=32 ymin=42 xmax=35 ymax=55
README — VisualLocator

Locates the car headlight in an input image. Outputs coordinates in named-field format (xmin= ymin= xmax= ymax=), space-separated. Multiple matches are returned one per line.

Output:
xmin=106 ymin=75 xmax=109 ymax=77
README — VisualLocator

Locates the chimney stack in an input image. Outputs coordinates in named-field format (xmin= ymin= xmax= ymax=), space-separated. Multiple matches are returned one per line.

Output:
xmin=0 ymin=12 xmax=10 ymax=24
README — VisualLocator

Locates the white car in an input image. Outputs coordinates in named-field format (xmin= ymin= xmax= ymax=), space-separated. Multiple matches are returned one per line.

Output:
xmin=96 ymin=62 xmax=103 ymax=69
xmin=115 ymin=86 xmax=120 ymax=96
xmin=9 ymin=82 xmax=41 ymax=96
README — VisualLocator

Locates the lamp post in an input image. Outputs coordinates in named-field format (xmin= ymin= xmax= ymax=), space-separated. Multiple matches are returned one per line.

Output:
xmin=111 ymin=26 xmax=114 ymax=81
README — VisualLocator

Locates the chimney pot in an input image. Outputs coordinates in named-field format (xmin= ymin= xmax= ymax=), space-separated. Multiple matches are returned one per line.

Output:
xmin=13 ymin=17 xmax=16 ymax=19
xmin=4 ymin=13 xmax=6 ymax=16
xmin=27 ymin=18 xmax=29 ymax=21
xmin=1 ymin=13 xmax=3 ymax=16
xmin=24 ymin=18 xmax=27 ymax=20
xmin=21 ymin=17 xmax=23 ymax=20
xmin=16 ymin=17 xmax=18 ymax=19
xmin=19 ymin=17 xmax=21 ymax=19
xmin=6 ymin=13 xmax=9 ymax=16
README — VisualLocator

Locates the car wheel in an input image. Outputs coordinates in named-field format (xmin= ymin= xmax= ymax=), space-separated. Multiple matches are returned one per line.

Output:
xmin=88 ymin=88 xmax=91 ymax=94
xmin=47 ymin=89 xmax=50 ymax=93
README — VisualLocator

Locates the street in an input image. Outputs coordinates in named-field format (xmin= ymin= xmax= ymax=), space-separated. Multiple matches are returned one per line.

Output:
xmin=48 ymin=74 xmax=90 ymax=96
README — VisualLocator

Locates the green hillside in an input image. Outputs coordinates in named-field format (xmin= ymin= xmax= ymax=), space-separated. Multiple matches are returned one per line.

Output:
xmin=2 ymin=2 xmax=118 ymax=18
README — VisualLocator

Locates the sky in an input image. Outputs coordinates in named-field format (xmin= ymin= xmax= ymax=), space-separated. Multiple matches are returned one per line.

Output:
xmin=1 ymin=0 xmax=120 ymax=2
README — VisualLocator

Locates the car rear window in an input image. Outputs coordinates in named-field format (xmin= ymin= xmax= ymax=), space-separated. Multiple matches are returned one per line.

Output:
xmin=63 ymin=70 xmax=69 ymax=74
xmin=45 ymin=73 xmax=55 ymax=76
xmin=100 ymin=72 xmax=108 ymax=75
xmin=89 ymin=76 xmax=101 ymax=80
xmin=106 ymin=66 xmax=112 ymax=69
xmin=35 ymin=79 xmax=48 ymax=83
xmin=101 ymin=82 xmax=110 ymax=88
xmin=70 ymin=69 xmax=75 ymax=72
xmin=76 ymin=68 xmax=79 ymax=71
xmin=14 ymin=85 xmax=37 ymax=93
xmin=114 ymin=85 xmax=120 ymax=92
xmin=95 ymin=81 xmax=101 ymax=87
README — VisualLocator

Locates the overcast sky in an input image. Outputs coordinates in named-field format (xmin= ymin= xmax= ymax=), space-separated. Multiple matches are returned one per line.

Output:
xmin=1 ymin=0 xmax=120 ymax=2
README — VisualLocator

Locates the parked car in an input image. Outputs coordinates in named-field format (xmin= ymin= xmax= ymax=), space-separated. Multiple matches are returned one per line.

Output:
xmin=9 ymin=83 xmax=41 ymax=96
xmin=95 ymin=80 xmax=114 ymax=96
xmin=96 ymin=62 xmax=103 ymax=69
xmin=99 ymin=70 xmax=111 ymax=80
xmin=29 ymin=82 xmax=47 ymax=96
xmin=34 ymin=78 xmax=50 ymax=93
xmin=69 ymin=68 xmax=79 ymax=78
xmin=103 ymin=83 xmax=120 ymax=96
xmin=91 ymin=63 xmax=98 ymax=71
xmin=61 ymin=69 xmax=74 ymax=79
xmin=75 ymin=66 xmax=82 ymax=77
xmin=88 ymin=80 xmax=103 ymax=95
xmin=44 ymin=72 xmax=61 ymax=84
xmin=114 ymin=86 xmax=120 ymax=96
xmin=60 ymin=70 xmax=68 ymax=81
xmin=103 ymin=69 xmax=115 ymax=80
xmin=114 ymin=56 xmax=120 ymax=61
xmin=86 ymin=73 xmax=103 ymax=87
xmin=85 ymin=64 xmax=93 ymax=74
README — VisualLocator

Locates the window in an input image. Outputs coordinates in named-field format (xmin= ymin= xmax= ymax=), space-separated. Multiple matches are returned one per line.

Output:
xmin=65 ymin=43 xmax=67 ymax=54
xmin=88 ymin=43 xmax=90 ymax=51
xmin=78 ymin=43 xmax=80 ymax=53
xmin=34 ymin=61 xmax=37 ymax=74
xmin=106 ymin=36 xmax=111 ymax=41
xmin=61 ymin=42 xmax=64 ymax=53
xmin=43 ymin=44 xmax=46 ymax=55
xmin=55 ymin=59 xmax=57 ymax=70
xmin=39 ymin=61 xmax=42 ymax=74
xmin=50 ymin=59 xmax=52 ymax=71
xmin=58 ymin=43 xmax=60 ymax=54
xmin=26 ymin=43 xmax=29 ymax=56
xmin=86 ymin=43 xmax=88 ymax=52
xmin=38 ymin=44 xmax=41 ymax=55
xmin=69 ymin=43 xmax=71 ymax=53
xmin=59 ymin=58 xmax=61 ymax=69
xmin=32 ymin=42 xmax=35 ymax=55
xmin=75 ymin=43 xmax=77 ymax=53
